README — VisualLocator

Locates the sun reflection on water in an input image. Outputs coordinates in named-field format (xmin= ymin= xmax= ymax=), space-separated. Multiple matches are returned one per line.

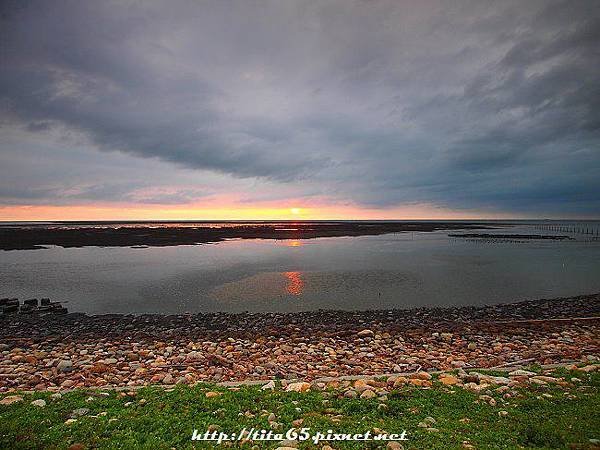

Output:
xmin=283 ymin=271 xmax=303 ymax=296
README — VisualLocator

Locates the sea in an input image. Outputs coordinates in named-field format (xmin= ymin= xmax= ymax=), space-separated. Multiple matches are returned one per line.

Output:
xmin=1 ymin=220 xmax=599 ymax=314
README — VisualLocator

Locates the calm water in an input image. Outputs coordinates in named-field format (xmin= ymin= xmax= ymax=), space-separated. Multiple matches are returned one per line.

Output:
xmin=1 ymin=222 xmax=599 ymax=314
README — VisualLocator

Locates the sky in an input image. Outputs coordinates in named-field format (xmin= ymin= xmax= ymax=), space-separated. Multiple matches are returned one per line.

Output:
xmin=1 ymin=0 xmax=599 ymax=220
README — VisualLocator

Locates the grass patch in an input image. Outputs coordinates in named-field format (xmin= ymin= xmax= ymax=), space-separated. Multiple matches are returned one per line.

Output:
xmin=1 ymin=369 xmax=599 ymax=449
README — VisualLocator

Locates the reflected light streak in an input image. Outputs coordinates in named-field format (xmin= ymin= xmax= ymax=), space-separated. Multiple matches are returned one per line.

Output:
xmin=283 ymin=271 xmax=303 ymax=296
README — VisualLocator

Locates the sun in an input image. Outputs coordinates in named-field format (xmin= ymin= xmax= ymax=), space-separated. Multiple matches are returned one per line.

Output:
xmin=290 ymin=207 xmax=301 ymax=215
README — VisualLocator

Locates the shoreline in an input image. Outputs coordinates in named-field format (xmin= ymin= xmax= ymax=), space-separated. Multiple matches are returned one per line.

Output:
xmin=1 ymin=293 xmax=598 ymax=392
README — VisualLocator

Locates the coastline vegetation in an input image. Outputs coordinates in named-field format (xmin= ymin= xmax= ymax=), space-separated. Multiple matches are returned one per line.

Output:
xmin=1 ymin=367 xmax=598 ymax=449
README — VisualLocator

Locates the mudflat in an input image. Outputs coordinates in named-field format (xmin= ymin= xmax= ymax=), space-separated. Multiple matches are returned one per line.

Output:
xmin=0 ymin=221 xmax=489 ymax=250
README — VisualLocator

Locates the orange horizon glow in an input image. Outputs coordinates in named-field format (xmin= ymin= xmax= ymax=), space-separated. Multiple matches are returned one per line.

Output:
xmin=0 ymin=200 xmax=520 ymax=221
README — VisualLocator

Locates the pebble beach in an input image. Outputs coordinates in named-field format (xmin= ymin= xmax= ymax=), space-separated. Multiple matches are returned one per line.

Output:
xmin=1 ymin=293 xmax=598 ymax=392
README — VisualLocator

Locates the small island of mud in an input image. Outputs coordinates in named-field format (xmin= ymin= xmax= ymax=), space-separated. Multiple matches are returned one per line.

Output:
xmin=0 ymin=221 xmax=491 ymax=251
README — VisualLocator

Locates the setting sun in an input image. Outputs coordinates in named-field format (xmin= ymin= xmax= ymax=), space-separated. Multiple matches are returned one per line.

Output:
xmin=290 ymin=208 xmax=301 ymax=215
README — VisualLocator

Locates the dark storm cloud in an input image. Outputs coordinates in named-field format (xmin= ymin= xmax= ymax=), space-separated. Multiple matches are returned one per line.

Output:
xmin=0 ymin=0 xmax=599 ymax=215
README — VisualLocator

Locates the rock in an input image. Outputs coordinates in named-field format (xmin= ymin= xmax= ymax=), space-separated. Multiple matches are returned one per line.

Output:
xmin=440 ymin=333 xmax=453 ymax=341
xmin=577 ymin=365 xmax=598 ymax=373
xmin=57 ymin=360 xmax=73 ymax=372
xmin=461 ymin=382 xmax=477 ymax=392
xmin=393 ymin=377 xmax=408 ymax=387
xmin=357 ymin=329 xmax=374 ymax=337
xmin=360 ymin=389 xmax=377 ymax=399
xmin=490 ymin=376 xmax=511 ymax=385
xmin=91 ymin=363 xmax=109 ymax=374
xmin=410 ymin=379 xmax=432 ymax=387
xmin=463 ymin=373 xmax=480 ymax=383
xmin=411 ymin=371 xmax=432 ymax=380
xmin=104 ymin=358 xmax=118 ymax=364
xmin=64 ymin=419 xmax=78 ymax=425
xmin=387 ymin=442 xmax=404 ymax=450
xmin=479 ymin=395 xmax=497 ymax=406
xmin=439 ymin=375 xmax=459 ymax=385
xmin=498 ymin=410 xmax=509 ymax=417
xmin=343 ymin=389 xmax=357 ymax=398
xmin=467 ymin=343 xmax=477 ymax=350
xmin=162 ymin=374 xmax=174 ymax=384
xmin=205 ymin=391 xmax=222 ymax=398
xmin=262 ymin=380 xmax=275 ymax=390
xmin=510 ymin=375 xmax=529 ymax=384
xmin=0 ymin=395 xmax=24 ymax=405
xmin=354 ymin=379 xmax=370 ymax=392
xmin=276 ymin=439 xmax=297 ymax=448
xmin=286 ymin=382 xmax=311 ymax=393
xmin=531 ymin=376 xmax=557 ymax=383
xmin=31 ymin=399 xmax=46 ymax=407
xmin=508 ymin=370 xmax=536 ymax=377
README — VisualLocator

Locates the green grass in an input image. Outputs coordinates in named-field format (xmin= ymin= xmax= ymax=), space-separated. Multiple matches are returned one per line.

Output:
xmin=1 ymin=368 xmax=599 ymax=449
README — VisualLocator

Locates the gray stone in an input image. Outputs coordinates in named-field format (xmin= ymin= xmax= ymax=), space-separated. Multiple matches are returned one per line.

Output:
xmin=56 ymin=360 xmax=73 ymax=372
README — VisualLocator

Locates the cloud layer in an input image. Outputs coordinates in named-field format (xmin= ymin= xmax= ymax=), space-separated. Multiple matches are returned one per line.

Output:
xmin=1 ymin=0 xmax=599 ymax=217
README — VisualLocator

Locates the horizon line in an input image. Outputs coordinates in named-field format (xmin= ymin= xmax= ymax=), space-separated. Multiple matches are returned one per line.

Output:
xmin=2 ymin=217 xmax=600 ymax=223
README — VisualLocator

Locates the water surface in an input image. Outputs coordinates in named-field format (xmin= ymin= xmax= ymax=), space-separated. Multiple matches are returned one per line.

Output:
xmin=1 ymin=222 xmax=599 ymax=314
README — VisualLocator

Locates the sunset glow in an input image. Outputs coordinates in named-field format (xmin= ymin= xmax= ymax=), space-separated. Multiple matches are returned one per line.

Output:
xmin=0 ymin=202 xmax=519 ymax=222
